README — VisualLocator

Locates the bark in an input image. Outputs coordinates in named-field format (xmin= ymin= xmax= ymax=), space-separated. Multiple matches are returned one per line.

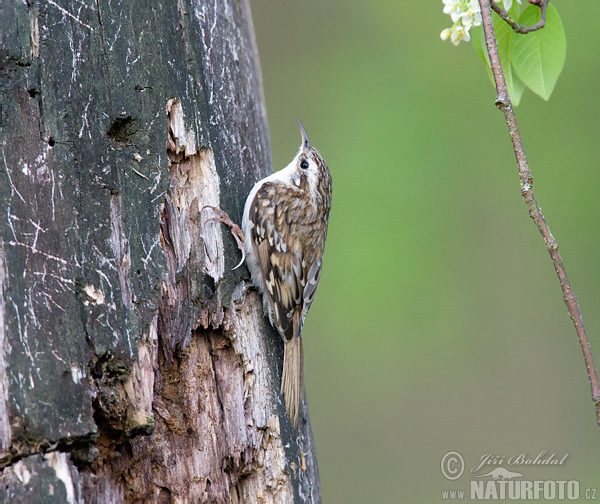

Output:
xmin=0 ymin=0 xmax=320 ymax=502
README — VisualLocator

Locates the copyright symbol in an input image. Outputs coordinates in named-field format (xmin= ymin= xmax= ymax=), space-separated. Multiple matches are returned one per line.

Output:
xmin=441 ymin=451 xmax=464 ymax=481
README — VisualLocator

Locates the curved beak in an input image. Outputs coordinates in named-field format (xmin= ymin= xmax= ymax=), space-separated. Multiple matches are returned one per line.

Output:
xmin=296 ymin=119 xmax=310 ymax=150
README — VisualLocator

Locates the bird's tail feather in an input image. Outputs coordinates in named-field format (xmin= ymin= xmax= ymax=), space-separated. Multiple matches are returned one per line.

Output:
xmin=281 ymin=335 xmax=303 ymax=431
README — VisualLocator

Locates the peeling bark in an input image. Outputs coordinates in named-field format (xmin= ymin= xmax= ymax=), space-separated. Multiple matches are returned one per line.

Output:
xmin=0 ymin=0 xmax=320 ymax=502
xmin=0 ymin=242 xmax=11 ymax=458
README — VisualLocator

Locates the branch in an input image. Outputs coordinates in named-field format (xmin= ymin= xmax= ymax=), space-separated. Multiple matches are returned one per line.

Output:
xmin=478 ymin=0 xmax=600 ymax=429
xmin=490 ymin=0 xmax=549 ymax=33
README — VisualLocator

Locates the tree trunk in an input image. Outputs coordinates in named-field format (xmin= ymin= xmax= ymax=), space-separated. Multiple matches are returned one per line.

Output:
xmin=0 ymin=1 xmax=320 ymax=502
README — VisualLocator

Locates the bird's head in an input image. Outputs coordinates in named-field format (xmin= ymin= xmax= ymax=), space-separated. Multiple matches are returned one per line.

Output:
xmin=288 ymin=120 xmax=331 ymax=195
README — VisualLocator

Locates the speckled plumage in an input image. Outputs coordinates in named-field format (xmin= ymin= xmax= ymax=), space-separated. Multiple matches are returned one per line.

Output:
xmin=242 ymin=121 xmax=332 ymax=430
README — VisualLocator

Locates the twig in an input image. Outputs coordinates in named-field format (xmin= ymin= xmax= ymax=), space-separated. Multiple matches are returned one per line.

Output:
xmin=490 ymin=0 xmax=549 ymax=33
xmin=478 ymin=0 xmax=600 ymax=429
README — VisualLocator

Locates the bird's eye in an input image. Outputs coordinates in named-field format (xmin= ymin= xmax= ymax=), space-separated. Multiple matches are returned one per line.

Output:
xmin=300 ymin=160 xmax=309 ymax=170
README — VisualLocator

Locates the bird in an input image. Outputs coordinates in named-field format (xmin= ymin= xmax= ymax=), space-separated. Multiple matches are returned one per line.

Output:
xmin=242 ymin=120 xmax=332 ymax=430
xmin=205 ymin=120 xmax=332 ymax=430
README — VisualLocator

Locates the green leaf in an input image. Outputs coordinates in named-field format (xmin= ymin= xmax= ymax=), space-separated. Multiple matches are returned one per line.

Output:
xmin=510 ymin=4 xmax=566 ymax=100
xmin=507 ymin=3 xmax=523 ymax=19
xmin=510 ymin=71 xmax=526 ymax=106
xmin=494 ymin=12 xmax=524 ymax=106
xmin=473 ymin=1 xmax=520 ymax=65
xmin=472 ymin=25 xmax=489 ymax=66
xmin=472 ymin=13 xmax=526 ymax=106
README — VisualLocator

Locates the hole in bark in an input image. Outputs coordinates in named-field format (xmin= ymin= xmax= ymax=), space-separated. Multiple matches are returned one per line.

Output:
xmin=48 ymin=136 xmax=55 ymax=147
xmin=89 ymin=353 xmax=136 ymax=461
xmin=107 ymin=116 xmax=138 ymax=145
xmin=203 ymin=273 xmax=215 ymax=295
xmin=27 ymin=87 xmax=39 ymax=98
xmin=157 ymin=486 xmax=172 ymax=503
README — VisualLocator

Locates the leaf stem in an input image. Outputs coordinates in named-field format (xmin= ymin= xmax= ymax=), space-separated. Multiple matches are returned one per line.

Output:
xmin=479 ymin=0 xmax=600 ymax=430
xmin=490 ymin=0 xmax=549 ymax=33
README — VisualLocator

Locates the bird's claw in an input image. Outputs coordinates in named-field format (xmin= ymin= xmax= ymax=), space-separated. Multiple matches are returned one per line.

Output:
xmin=201 ymin=205 xmax=246 ymax=270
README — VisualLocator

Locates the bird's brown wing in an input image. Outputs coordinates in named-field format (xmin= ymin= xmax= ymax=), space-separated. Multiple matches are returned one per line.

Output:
xmin=298 ymin=258 xmax=322 ymax=335
xmin=249 ymin=182 xmax=308 ymax=341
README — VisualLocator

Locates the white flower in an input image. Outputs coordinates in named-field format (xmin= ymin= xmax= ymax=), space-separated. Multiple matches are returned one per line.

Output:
xmin=440 ymin=0 xmax=481 ymax=46
xmin=501 ymin=0 xmax=521 ymax=11
xmin=450 ymin=24 xmax=471 ymax=46
xmin=443 ymin=0 xmax=463 ymax=23
xmin=462 ymin=0 xmax=482 ymax=28
xmin=442 ymin=0 xmax=459 ymax=14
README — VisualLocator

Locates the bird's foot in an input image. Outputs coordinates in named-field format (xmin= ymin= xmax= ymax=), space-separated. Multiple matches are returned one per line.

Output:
xmin=201 ymin=206 xmax=246 ymax=270
xmin=299 ymin=450 xmax=306 ymax=471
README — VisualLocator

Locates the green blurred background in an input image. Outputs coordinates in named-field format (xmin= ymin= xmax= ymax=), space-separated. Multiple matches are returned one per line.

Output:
xmin=250 ymin=1 xmax=600 ymax=501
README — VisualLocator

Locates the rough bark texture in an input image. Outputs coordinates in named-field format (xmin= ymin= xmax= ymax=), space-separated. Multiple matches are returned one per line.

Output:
xmin=0 ymin=0 xmax=320 ymax=502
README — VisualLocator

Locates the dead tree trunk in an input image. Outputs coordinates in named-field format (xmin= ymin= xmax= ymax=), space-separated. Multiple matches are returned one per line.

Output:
xmin=0 ymin=0 xmax=320 ymax=502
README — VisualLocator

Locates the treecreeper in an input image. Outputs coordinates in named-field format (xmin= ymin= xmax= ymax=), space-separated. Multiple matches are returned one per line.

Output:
xmin=205 ymin=120 xmax=332 ymax=430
